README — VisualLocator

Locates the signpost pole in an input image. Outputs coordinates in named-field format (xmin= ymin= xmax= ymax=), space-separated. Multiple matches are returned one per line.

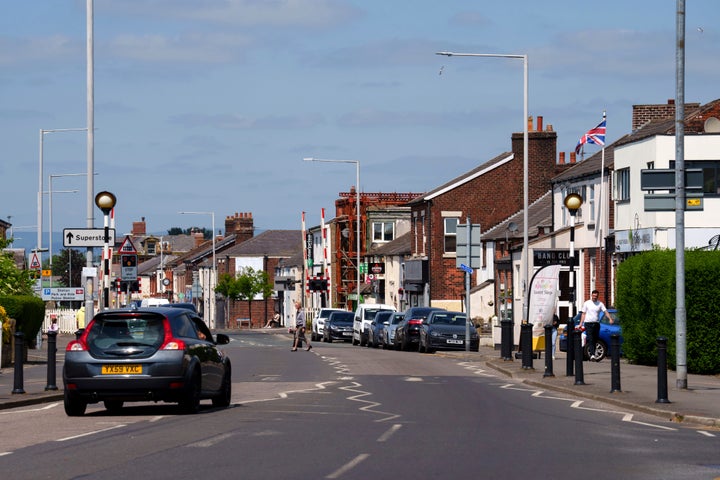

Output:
xmin=465 ymin=217 xmax=471 ymax=351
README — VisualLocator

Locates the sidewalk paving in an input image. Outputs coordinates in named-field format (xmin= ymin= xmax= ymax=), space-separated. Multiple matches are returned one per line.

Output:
xmin=1 ymin=333 xmax=719 ymax=428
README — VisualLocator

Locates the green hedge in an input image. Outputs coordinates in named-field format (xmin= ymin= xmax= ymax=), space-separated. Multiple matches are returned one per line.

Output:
xmin=0 ymin=295 xmax=45 ymax=344
xmin=616 ymin=250 xmax=720 ymax=374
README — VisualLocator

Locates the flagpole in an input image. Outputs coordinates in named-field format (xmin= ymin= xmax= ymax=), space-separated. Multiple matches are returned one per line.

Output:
xmin=599 ymin=111 xmax=607 ymax=249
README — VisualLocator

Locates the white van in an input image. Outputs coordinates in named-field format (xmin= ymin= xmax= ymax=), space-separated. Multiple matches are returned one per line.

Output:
xmin=352 ymin=303 xmax=396 ymax=346
xmin=140 ymin=298 xmax=170 ymax=308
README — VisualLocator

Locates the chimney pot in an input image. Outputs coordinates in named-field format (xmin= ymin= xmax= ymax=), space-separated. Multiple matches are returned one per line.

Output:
xmin=570 ymin=152 xmax=577 ymax=163
xmin=559 ymin=152 xmax=565 ymax=164
xmin=537 ymin=116 xmax=543 ymax=132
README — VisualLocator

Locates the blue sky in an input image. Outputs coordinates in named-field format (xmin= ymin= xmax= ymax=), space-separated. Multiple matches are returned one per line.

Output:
xmin=2 ymin=0 xmax=719 ymax=249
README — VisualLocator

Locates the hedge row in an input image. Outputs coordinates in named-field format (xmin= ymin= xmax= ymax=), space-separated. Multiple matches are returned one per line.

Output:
xmin=616 ymin=250 xmax=720 ymax=374
xmin=0 ymin=295 xmax=45 ymax=344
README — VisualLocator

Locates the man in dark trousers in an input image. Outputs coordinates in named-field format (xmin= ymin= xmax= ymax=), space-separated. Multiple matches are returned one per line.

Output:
xmin=291 ymin=300 xmax=312 ymax=352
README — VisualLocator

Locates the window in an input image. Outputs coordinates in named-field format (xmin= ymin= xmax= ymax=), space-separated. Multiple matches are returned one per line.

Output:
xmin=444 ymin=217 xmax=459 ymax=253
xmin=147 ymin=240 xmax=157 ymax=255
xmin=372 ymin=222 xmax=394 ymax=242
xmin=615 ymin=168 xmax=630 ymax=201
xmin=589 ymin=185 xmax=595 ymax=223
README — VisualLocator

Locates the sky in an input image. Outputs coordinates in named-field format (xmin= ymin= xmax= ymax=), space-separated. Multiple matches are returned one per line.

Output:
xmin=2 ymin=0 xmax=720 ymax=252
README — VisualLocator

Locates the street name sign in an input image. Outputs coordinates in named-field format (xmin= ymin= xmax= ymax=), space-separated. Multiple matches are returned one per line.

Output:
xmin=459 ymin=263 xmax=474 ymax=274
xmin=64 ymin=228 xmax=116 ymax=247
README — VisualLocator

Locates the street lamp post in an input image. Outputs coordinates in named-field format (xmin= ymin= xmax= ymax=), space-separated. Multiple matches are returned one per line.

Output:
xmin=564 ymin=192 xmax=583 ymax=378
xmin=37 ymin=128 xmax=88 ymax=263
xmin=303 ymin=157 xmax=361 ymax=310
xmin=95 ymin=191 xmax=116 ymax=310
xmin=179 ymin=211 xmax=216 ymax=328
xmin=435 ymin=51 xmax=529 ymax=325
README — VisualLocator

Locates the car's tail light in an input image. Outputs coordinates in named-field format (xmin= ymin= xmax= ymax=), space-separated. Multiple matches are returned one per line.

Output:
xmin=159 ymin=318 xmax=186 ymax=350
xmin=408 ymin=319 xmax=423 ymax=326
xmin=66 ymin=319 xmax=95 ymax=351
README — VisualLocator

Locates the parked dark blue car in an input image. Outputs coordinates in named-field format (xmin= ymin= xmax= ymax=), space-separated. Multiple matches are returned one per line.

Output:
xmin=559 ymin=309 xmax=621 ymax=361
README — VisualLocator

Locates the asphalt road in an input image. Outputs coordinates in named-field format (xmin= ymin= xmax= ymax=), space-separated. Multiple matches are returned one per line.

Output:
xmin=0 ymin=330 xmax=718 ymax=479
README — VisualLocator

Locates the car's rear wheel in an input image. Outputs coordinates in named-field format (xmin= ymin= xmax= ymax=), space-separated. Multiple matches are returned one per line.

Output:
xmin=179 ymin=370 xmax=201 ymax=414
xmin=64 ymin=391 xmax=87 ymax=417
xmin=212 ymin=369 xmax=232 ymax=408
xmin=593 ymin=341 xmax=608 ymax=361
xmin=103 ymin=400 xmax=124 ymax=413
xmin=418 ymin=340 xmax=425 ymax=353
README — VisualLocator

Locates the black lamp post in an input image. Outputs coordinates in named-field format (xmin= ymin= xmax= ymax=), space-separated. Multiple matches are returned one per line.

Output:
xmin=95 ymin=191 xmax=116 ymax=310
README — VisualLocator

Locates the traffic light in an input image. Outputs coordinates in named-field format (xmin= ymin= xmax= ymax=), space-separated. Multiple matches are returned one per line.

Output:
xmin=121 ymin=255 xmax=137 ymax=268
xmin=308 ymin=278 xmax=328 ymax=291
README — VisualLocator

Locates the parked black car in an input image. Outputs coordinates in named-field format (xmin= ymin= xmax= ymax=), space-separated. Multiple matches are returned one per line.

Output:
xmin=419 ymin=310 xmax=479 ymax=353
xmin=367 ymin=311 xmax=394 ymax=348
xmin=394 ymin=307 xmax=445 ymax=351
xmin=63 ymin=306 xmax=231 ymax=416
xmin=323 ymin=311 xmax=355 ymax=343
xmin=379 ymin=312 xmax=405 ymax=349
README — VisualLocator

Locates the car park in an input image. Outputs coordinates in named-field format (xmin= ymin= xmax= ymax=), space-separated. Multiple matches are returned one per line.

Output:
xmin=312 ymin=308 xmax=346 ymax=341
xmin=419 ymin=310 xmax=478 ymax=353
xmin=352 ymin=303 xmax=396 ymax=346
xmin=558 ymin=309 xmax=621 ymax=361
xmin=322 ymin=311 xmax=355 ymax=342
xmin=379 ymin=312 xmax=405 ymax=349
xmin=367 ymin=311 xmax=393 ymax=348
xmin=62 ymin=306 xmax=231 ymax=416
xmin=394 ymin=307 xmax=445 ymax=351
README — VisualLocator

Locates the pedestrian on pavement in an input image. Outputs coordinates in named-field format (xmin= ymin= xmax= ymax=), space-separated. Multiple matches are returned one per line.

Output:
xmin=291 ymin=300 xmax=311 ymax=352
xmin=551 ymin=313 xmax=560 ymax=360
xmin=75 ymin=306 xmax=85 ymax=330
xmin=579 ymin=289 xmax=613 ymax=361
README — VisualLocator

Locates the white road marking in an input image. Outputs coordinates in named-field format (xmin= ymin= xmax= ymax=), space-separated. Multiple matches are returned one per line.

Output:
xmin=377 ymin=424 xmax=402 ymax=442
xmin=326 ymin=453 xmax=370 ymax=479
xmin=56 ymin=424 xmax=126 ymax=442
xmin=0 ymin=403 xmax=60 ymax=415
xmin=697 ymin=430 xmax=716 ymax=437
xmin=187 ymin=432 xmax=234 ymax=448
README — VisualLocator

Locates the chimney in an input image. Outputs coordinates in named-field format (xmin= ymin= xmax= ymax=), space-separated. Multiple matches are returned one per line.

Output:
xmin=570 ymin=152 xmax=577 ymax=163
xmin=527 ymin=115 xmax=533 ymax=132
xmin=559 ymin=152 xmax=565 ymax=164
xmin=225 ymin=212 xmax=254 ymax=245
xmin=536 ymin=116 xmax=543 ymax=132
xmin=193 ymin=231 xmax=205 ymax=248
xmin=132 ymin=217 xmax=146 ymax=236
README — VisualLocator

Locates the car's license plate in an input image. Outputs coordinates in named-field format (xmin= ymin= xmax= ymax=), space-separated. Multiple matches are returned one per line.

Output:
xmin=343 ymin=331 xmax=352 ymax=336
xmin=102 ymin=364 xmax=142 ymax=375
xmin=447 ymin=339 xmax=464 ymax=345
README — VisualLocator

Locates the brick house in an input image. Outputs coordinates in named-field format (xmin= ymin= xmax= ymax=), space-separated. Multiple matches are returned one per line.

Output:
xmin=405 ymin=116 xmax=569 ymax=314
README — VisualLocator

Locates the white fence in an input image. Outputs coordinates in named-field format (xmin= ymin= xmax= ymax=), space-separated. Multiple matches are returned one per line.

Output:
xmin=43 ymin=308 xmax=80 ymax=334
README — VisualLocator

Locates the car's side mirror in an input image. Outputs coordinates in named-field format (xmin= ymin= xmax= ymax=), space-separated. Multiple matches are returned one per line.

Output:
xmin=215 ymin=333 xmax=230 ymax=345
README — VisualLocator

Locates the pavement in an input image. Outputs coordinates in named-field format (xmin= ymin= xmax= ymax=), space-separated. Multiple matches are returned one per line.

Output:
xmin=1 ymin=332 xmax=719 ymax=428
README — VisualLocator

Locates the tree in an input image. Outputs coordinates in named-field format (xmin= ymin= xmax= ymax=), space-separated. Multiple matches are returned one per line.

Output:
xmin=215 ymin=267 xmax=273 ymax=326
xmin=0 ymin=238 xmax=35 ymax=296
xmin=53 ymin=248 xmax=86 ymax=288
xmin=167 ymin=227 xmax=211 ymax=239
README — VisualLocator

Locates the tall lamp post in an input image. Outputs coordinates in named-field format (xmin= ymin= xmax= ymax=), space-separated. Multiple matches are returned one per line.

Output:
xmin=435 ymin=51 xmax=529 ymax=324
xmin=179 ymin=211 xmax=216 ymax=328
xmin=37 ymin=128 xmax=88 ymax=262
xmin=95 ymin=191 xmax=116 ymax=310
xmin=564 ymin=192 xmax=583 ymax=375
xmin=303 ymin=157 xmax=361 ymax=309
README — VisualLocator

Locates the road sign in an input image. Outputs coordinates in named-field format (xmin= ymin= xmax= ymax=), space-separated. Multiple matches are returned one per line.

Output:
xmin=42 ymin=269 xmax=52 ymax=277
xmin=121 ymin=254 xmax=138 ymax=281
xmin=41 ymin=287 xmax=85 ymax=301
xmin=118 ymin=235 xmax=138 ymax=254
xmin=459 ymin=263 xmax=474 ymax=274
xmin=63 ymin=228 xmax=116 ymax=247
xmin=644 ymin=193 xmax=704 ymax=211
xmin=29 ymin=252 xmax=41 ymax=270
xmin=456 ymin=224 xmax=482 ymax=269
xmin=640 ymin=168 xmax=703 ymax=191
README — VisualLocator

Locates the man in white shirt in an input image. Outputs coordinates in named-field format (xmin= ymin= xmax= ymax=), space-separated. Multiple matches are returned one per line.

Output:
xmin=579 ymin=290 xmax=614 ymax=361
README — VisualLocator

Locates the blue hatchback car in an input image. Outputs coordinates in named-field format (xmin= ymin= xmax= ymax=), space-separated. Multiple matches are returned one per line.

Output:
xmin=558 ymin=309 xmax=621 ymax=361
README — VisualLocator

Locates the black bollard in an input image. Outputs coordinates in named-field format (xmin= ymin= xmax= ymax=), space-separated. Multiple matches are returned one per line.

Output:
xmin=566 ymin=319 xmax=575 ymax=377
xmin=656 ymin=337 xmax=671 ymax=403
xmin=610 ymin=333 xmax=622 ymax=393
xmin=573 ymin=327 xmax=585 ymax=385
xmin=543 ymin=324 xmax=554 ymax=377
xmin=500 ymin=319 xmax=513 ymax=361
xmin=12 ymin=331 xmax=25 ymax=394
xmin=45 ymin=330 xmax=59 ymax=391
xmin=520 ymin=323 xmax=533 ymax=369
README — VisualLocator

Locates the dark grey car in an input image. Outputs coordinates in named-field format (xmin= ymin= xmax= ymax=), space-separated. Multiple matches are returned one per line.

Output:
xmin=62 ymin=307 xmax=231 ymax=416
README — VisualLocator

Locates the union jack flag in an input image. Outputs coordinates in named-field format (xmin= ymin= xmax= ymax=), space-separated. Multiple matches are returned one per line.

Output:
xmin=575 ymin=119 xmax=606 ymax=154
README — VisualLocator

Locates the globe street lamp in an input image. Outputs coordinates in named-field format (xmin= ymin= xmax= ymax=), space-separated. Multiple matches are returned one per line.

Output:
xmin=564 ymin=192 xmax=583 ymax=378
xmin=95 ymin=191 xmax=116 ymax=310
xmin=303 ymin=157 xmax=361 ymax=310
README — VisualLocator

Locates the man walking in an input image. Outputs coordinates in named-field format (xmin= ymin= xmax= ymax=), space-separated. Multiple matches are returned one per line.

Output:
xmin=579 ymin=289 xmax=613 ymax=361
xmin=291 ymin=300 xmax=312 ymax=352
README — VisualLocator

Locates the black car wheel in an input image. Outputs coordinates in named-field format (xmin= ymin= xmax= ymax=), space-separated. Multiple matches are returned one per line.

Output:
xmin=401 ymin=337 xmax=411 ymax=351
xmin=103 ymin=400 xmax=124 ymax=413
xmin=179 ymin=370 xmax=201 ymax=415
xmin=64 ymin=391 xmax=87 ymax=417
xmin=359 ymin=333 xmax=367 ymax=347
xmin=418 ymin=339 xmax=425 ymax=353
xmin=587 ymin=340 xmax=608 ymax=361
xmin=212 ymin=369 xmax=232 ymax=408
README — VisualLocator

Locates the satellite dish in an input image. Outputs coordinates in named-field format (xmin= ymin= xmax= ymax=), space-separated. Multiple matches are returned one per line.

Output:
xmin=507 ymin=222 xmax=519 ymax=233
xmin=704 ymin=117 xmax=720 ymax=133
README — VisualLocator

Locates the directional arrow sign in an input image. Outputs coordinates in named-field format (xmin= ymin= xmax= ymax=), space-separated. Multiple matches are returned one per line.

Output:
xmin=63 ymin=228 xmax=116 ymax=247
